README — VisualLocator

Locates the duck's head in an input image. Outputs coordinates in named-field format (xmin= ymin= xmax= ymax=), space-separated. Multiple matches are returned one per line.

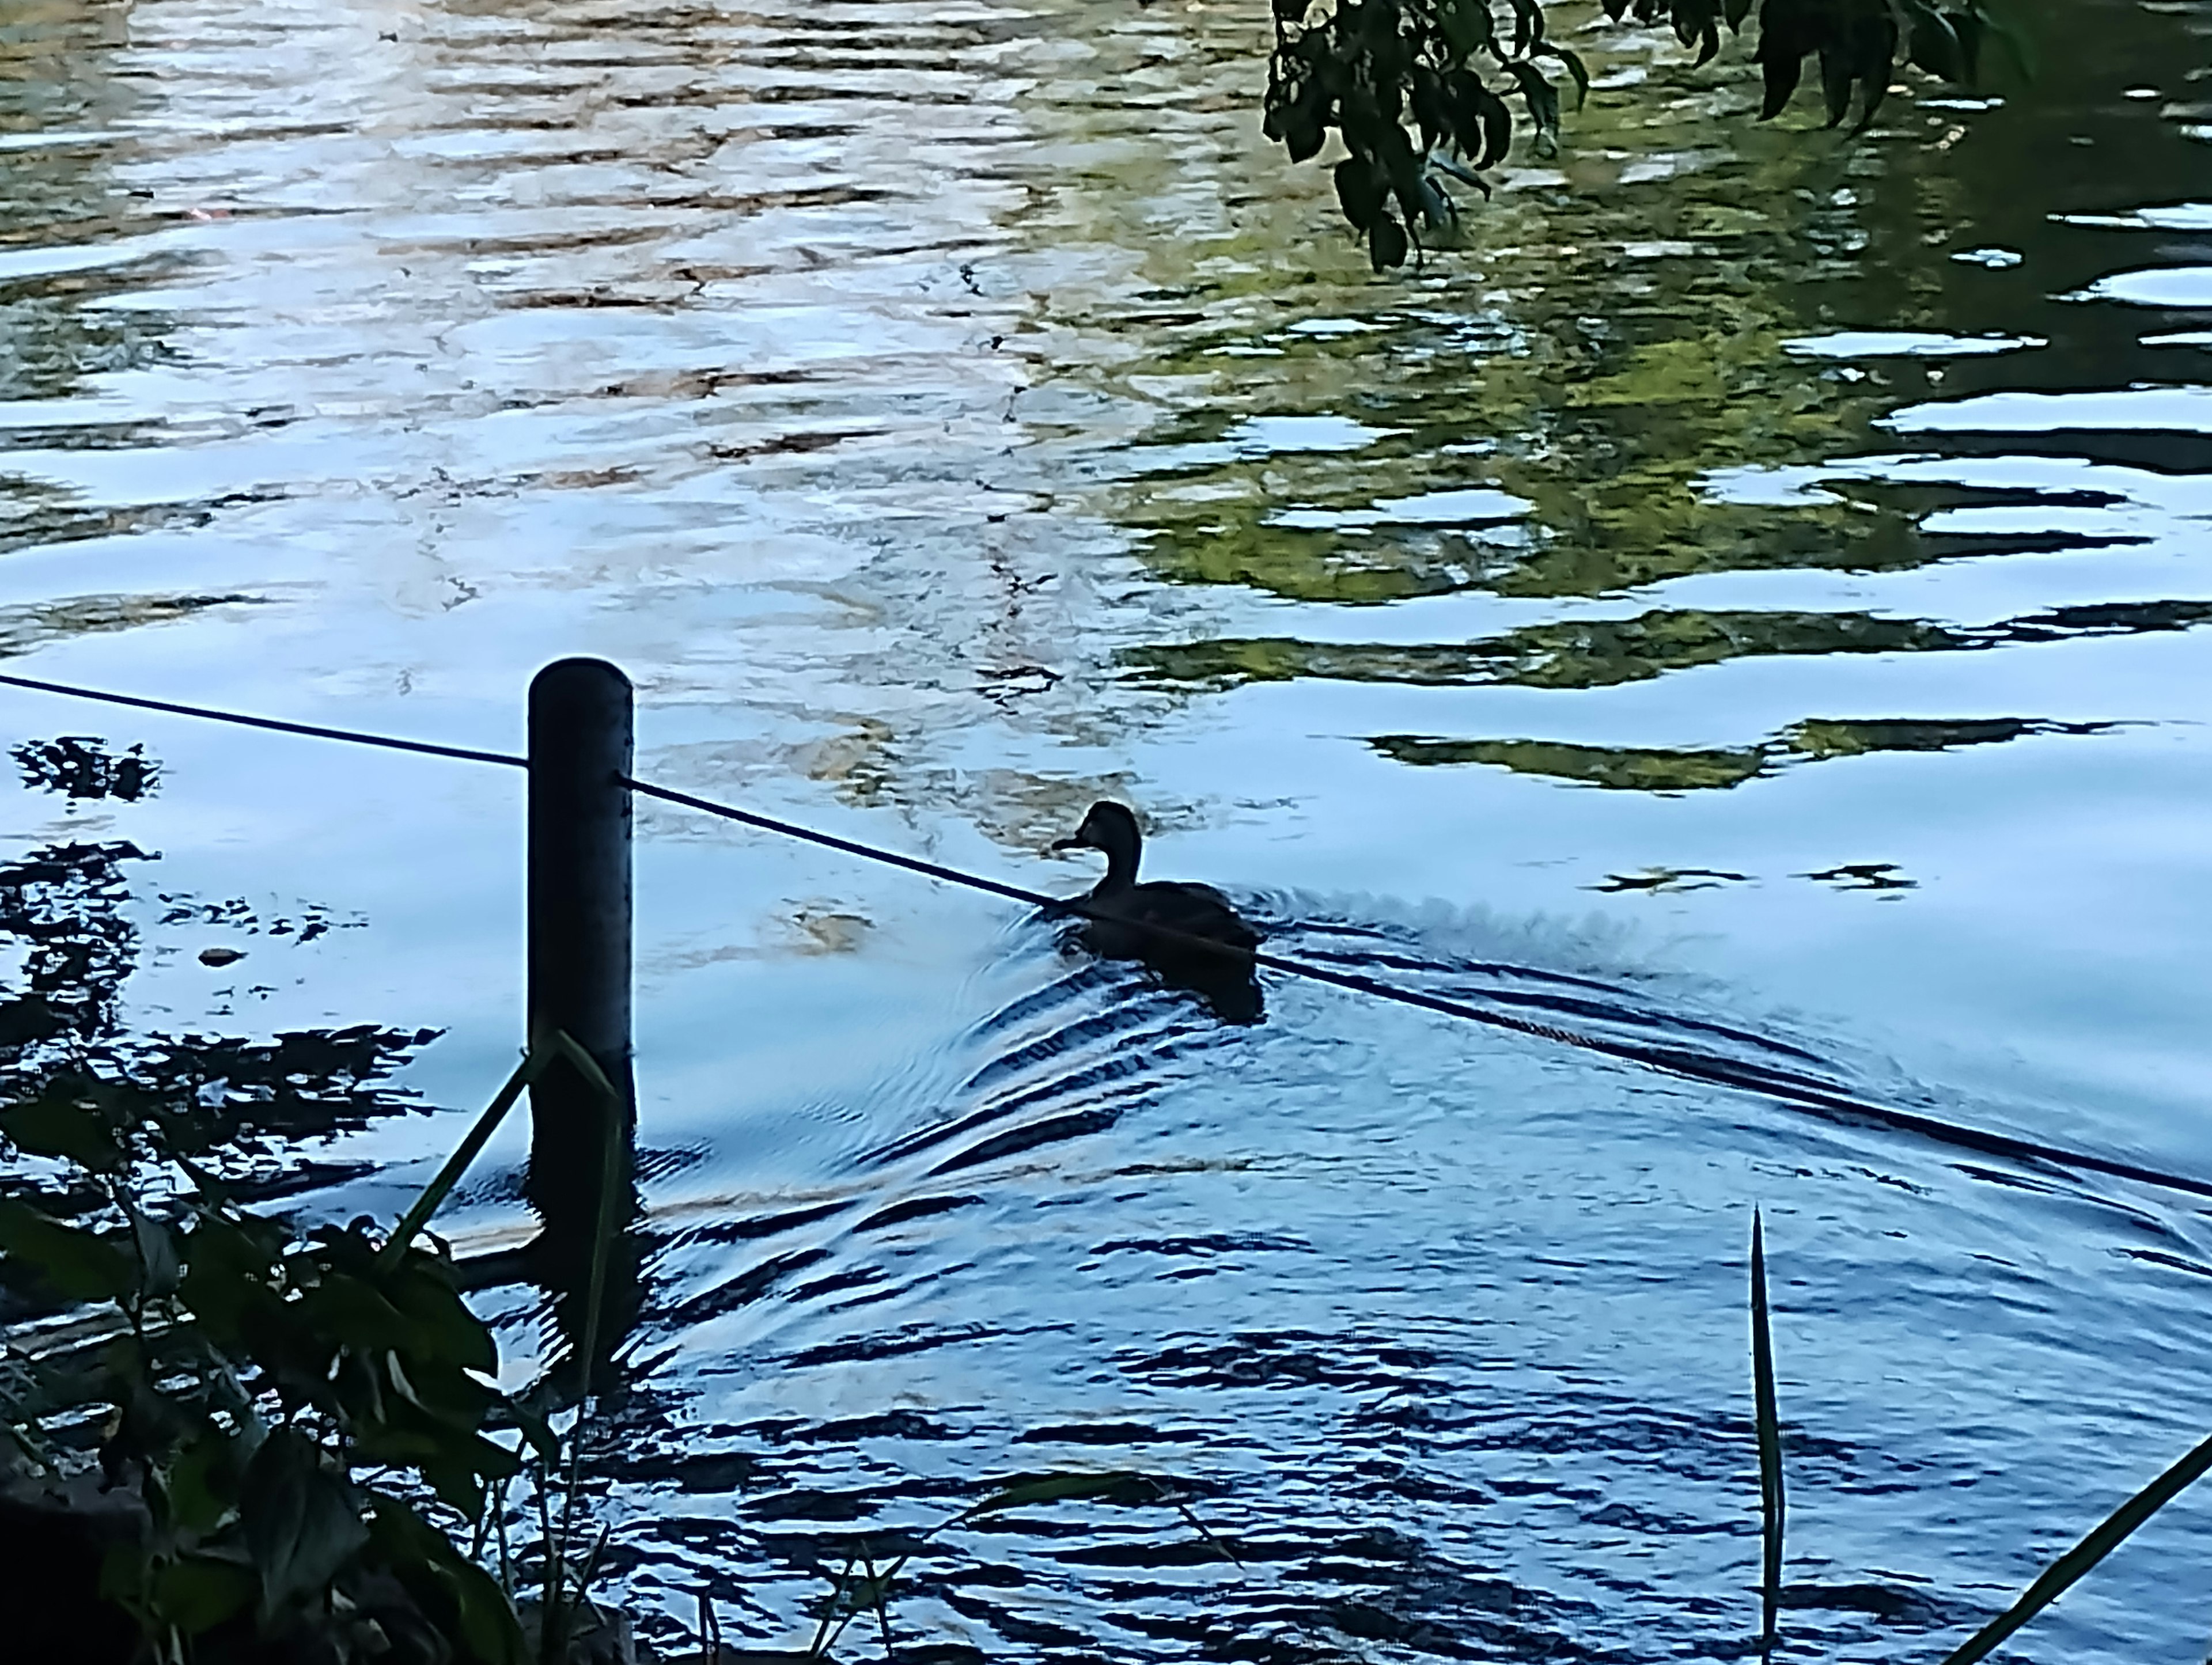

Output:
xmin=1051 ymin=800 xmax=1143 ymax=882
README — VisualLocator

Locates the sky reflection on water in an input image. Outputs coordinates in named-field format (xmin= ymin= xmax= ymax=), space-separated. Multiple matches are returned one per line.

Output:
xmin=2 ymin=0 xmax=2211 ymax=1656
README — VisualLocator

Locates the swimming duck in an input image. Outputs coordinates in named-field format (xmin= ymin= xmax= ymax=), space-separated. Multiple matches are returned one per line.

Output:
xmin=1051 ymin=801 xmax=1264 ymax=1022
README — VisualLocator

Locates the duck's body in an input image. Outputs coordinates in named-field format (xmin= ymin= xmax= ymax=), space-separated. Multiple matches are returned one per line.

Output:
xmin=1051 ymin=802 xmax=1263 ymax=1021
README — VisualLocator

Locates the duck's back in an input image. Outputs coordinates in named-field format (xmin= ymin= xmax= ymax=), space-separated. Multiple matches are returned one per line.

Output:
xmin=1088 ymin=878 xmax=1259 ymax=959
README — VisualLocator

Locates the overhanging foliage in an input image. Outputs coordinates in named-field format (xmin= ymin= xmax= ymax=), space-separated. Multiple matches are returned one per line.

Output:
xmin=1264 ymin=0 xmax=2020 ymax=269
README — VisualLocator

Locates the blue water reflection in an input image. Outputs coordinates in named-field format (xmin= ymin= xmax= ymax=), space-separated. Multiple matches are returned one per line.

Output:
xmin=2 ymin=0 xmax=2210 ymax=1656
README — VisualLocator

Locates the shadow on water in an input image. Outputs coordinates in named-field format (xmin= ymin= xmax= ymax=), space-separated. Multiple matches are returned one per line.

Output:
xmin=6 ymin=737 xmax=2207 ymax=1661
xmin=0 ymin=736 xmax=440 ymax=1289
xmin=0 ymin=733 xmax=646 ymax=1376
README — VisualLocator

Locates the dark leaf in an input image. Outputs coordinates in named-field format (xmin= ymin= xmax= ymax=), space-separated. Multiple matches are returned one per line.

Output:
xmin=1411 ymin=71 xmax=1449 ymax=153
xmin=1724 ymin=0 xmax=1752 ymax=31
xmin=240 ymin=1429 xmax=369 ymax=1619
xmin=1334 ymin=157 xmax=1386 ymax=229
xmin=1751 ymin=1211 xmax=1786 ymax=1645
xmin=1755 ymin=0 xmax=1815 ymax=117
xmin=449 ymin=1553 xmax=528 ymax=1665
xmin=377 ymin=1258 xmax=497 ymax=1376
xmin=164 ymin=1428 xmax=242 ymax=1537
xmin=0 ymin=1094 xmax=124 ymax=1170
xmin=153 ymin=1555 xmax=256 ymax=1636
xmin=1675 ymin=0 xmax=1724 ymax=63
xmin=1945 ymin=7 xmax=1986 ymax=79
xmin=1285 ymin=111 xmax=1325 ymax=164
xmin=1986 ymin=8 xmax=2034 ymax=79
xmin=1757 ymin=47 xmax=1805 ymax=118
xmin=1900 ymin=0 xmax=1963 ymax=78
xmin=966 ymin=1471 xmax=1152 ymax=1516
xmin=1439 ymin=0 xmax=1494 ymax=59
xmin=1367 ymin=212 xmax=1410 ymax=271
xmin=0 ymin=1197 xmax=133 ymax=1302
xmin=1378 ymin=124 xmax=1429 ymax=226
xmin=368 ymin=1495 xmax=527 ymax=1665
xmin=178 ymin=1215 xmax=280 ymax=1342
xmin=1846 ymin=8 xmax=1900 ymax=130
xmin=1477 ymin=86 xmax=1513 ymax=166
xmin=1505 ymin=60 xmax=1562 ymax=147
xmin=1536 ymin=43 xmax=1592 ymax=108
xmin=504 ymin=1390 xmax=561 ymax=1465
xmin=1819 ymin=44 xmax=1855 ymax=125
xmin=298 ymin=1272 xmax=416 ymax=1355
xmin=1509 ymin=0 xmax=1546 ymax=55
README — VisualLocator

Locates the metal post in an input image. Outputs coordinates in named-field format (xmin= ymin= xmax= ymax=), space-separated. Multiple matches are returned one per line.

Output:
xmin=524 ymin=658 xmax=637 ymax=1307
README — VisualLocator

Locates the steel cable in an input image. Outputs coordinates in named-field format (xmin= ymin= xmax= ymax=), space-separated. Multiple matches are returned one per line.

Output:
xmin=3 ymin=669 xmax=2207 ymax=1203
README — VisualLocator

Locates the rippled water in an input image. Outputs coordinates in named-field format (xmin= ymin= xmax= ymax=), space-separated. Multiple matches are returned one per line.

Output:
xmin=5 ymin=0 xmax=2212 ymax=1657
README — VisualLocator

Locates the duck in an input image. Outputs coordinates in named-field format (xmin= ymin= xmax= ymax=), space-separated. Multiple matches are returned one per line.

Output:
xmin=1050 ymin=801 xmax=1264 ymax=1022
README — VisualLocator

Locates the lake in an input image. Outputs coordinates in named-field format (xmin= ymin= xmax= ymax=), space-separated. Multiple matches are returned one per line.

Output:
xmin=3 ymin=0 xmax=2211 ymax=1656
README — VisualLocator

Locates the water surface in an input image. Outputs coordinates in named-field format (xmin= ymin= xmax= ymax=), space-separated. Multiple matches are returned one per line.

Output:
xmin=3 ymin=0 xmax=2211 ymax=1657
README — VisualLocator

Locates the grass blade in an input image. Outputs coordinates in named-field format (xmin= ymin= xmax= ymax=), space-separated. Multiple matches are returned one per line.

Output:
xmin=808 ymin=1551 xmax=861 ymax=1658
xmin=1160 ymin=1492 xmax=1245 ymax=1570
xmin=1750 ymin=1208 xmax=1785 ymax=1648
xmin=1938 ymin=1427 xmax=2212 ymax=1665
xmin=865 ymin=1546 xmax=896 ymax=1658
xmin=960 ymin=1471 xmax=1145 ymax=1518
xmin=380 ymin=1046 xmax=548 ymax=1270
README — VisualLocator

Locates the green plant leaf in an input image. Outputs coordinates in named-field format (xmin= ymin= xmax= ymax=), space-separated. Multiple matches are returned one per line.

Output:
xmin=0 ymin=1197 xmax=134 ymax=1302
xmin=1505 ymin=60 xmax=1562 ymax=148
xmin=164 ymin=1427 xmax=243 ymax=1537
xmin=1367 ymin=211 xmax=1410 ymax=271
xmin=300 ymin=1271 xmax=418 ymax=1354
xmin=507 ymin=1395 xmax=560 ymax=1465
xmin=449 ymin=1551 xmax=528 ymax=1665
xmin=369 ymin=1495 xmax=527 ymax=1665
xmin=963 ymin=1471 xmax=1150 ymax=1518
xmin=1900 ymin=0 xmax=1967 ymax=80
xmin=1475 ymin=85 xmax=1512 ymax=167
xmin=1439 ymin=0 xmax=1495 ymax=59
xmin=178 ymin=1213 xmax=281 ymax=1342
xmin=0 ymin=1094 xmax=124 ymax=1170
xmin=381 ymin=1259 xmax=499 ymax=1378
xmin=1535 ymin=43 xmax=1591 ymax=109
xmin=1334 ymin=158 xmax=1386 ymax=231
xmin=1937 ymin=1427 xmax=2212 ymax=1665
xmin=1508 ymin=0 xmax=1546 ymax=55
xmin=1972 ymin=0 xmax=2034 ymax=78
xmin=240 ymin=1429 xmax=369 ymax=1620
xmin=152 ymin=1554 xmax=256 ymax=1636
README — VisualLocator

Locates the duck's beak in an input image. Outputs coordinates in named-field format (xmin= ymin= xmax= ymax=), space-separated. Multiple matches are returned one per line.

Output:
xmin=1050 ymin=830 xmax=1094 ymax=853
